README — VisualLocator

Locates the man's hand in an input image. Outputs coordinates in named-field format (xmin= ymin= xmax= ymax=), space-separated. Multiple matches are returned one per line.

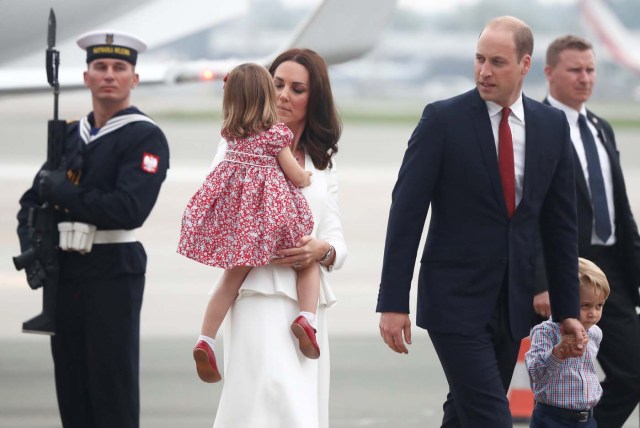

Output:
xmin=379 ymin=312 xmax=412 ymax=354
xmin=560 ymin=318 xmax=587 ymax=356
xmin=38 ymin=169 xmax=67 ymax=203
xmin=533 ymin=291 xmax=551 ymax=318
xmin=553 ymin=333 xmax=589 ymax=360
xmin=25 ymin=259 xmax=47 ymax=290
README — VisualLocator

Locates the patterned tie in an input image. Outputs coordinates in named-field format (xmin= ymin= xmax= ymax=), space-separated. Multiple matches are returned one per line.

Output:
xmin=578 ymin=114 xmax=612 ymax=242
xmin=499 ymin=108 xmax=515 ymax=218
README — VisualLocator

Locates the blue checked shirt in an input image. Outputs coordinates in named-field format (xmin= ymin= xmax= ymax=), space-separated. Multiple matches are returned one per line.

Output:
xmin=525 ymin=319 xmax=602 ymax=410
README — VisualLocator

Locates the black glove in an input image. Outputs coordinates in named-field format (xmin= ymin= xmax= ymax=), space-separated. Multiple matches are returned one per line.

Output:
xmin=25 ymin=259 xmax=47 ymax=290
xmin=38 ymin=169 xmax=68 ymax=203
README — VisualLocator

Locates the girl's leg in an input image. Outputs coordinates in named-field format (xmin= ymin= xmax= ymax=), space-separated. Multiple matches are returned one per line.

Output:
xmin=201 ymin=266 xmax=252 ymax=339
xmin=194 ymin=266 xmax=251 ymax=383
xmin=291 ymin=263 xmax=321 ymax=359
xmin=296 ymin=262 xmax=320 ymax=315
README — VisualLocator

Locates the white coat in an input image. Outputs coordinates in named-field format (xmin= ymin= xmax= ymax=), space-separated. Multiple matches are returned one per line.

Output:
xmin=210 ymin=138 xmax=347 ymax=428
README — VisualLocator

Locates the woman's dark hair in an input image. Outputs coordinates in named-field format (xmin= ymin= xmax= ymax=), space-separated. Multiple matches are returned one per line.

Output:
xmin=269 ymin=48 xmax=342 ymax=170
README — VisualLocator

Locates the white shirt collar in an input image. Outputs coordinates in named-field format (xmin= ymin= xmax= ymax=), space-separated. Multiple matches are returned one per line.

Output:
xmin=485 ymin=94 xmax=525 ymax=123
xmin=546 ymin=94 xmax=587 ymax=125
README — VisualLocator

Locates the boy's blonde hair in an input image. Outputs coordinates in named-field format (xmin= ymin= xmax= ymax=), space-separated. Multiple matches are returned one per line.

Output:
xmin=222 ymin=63 xmax=279 ymax=140
xmin=578 ymin=257 xmax=610 ymax=300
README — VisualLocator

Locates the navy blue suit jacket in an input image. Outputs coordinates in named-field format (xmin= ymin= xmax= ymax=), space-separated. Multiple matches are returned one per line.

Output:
xmin=377 ymin=89 xmax=580 ymax=339
xmin=534 ymin=102 xmax=640 ymax=306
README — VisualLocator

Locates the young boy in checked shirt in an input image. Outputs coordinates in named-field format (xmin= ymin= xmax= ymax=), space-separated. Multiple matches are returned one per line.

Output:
xmin=525 ymin=258 xmax=610 ymax=427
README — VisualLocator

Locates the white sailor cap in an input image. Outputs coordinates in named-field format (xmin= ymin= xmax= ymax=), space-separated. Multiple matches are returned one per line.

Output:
xmin=76 ymin=30 xmax=147 ymax=65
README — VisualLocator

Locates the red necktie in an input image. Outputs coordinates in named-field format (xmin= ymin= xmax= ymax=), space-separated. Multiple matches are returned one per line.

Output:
xmin=499 ymin=107 xmax=515 ymax=218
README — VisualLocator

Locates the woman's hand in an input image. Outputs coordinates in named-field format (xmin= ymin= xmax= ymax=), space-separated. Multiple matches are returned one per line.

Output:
xmin=271 ymin=236 xmax=325 ymax=270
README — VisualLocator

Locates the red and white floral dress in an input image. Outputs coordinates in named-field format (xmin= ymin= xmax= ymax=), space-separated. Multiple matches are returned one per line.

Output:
xmin=177 ymin=123 xmax=314 ymax=269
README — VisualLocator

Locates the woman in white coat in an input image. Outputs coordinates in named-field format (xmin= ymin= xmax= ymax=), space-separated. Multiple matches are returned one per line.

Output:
xmin=211 ymin=49 xmax=347 ymax=428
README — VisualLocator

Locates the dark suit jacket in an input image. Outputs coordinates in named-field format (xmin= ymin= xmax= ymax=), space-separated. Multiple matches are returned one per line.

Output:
xmin=377 ymin=89 xmax=580 ymax=340
xmin=534 ymin=102 xmax=640 ymax=306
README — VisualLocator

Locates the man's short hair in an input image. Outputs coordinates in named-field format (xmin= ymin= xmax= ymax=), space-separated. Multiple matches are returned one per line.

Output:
xmin=546 ymin=35 xmax=593 ymax=68
xmin=484 ymin=16 xmax=534 ymax=62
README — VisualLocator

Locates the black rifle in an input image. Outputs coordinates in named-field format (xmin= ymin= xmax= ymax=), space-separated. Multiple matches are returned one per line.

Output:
xmin=12 ymin=9 xmax=66 ymax=335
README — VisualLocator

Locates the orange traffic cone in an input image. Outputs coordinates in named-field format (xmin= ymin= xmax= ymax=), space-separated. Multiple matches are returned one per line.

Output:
xmin=508 ymin=336 xmax=535 ymax=423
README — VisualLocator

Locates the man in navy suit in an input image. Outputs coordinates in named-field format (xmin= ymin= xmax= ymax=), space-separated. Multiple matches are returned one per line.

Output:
xmin=377 ymin=16 xmax=585 ymax=427
xmin=532 ymin=35 xmax=640 ymax=428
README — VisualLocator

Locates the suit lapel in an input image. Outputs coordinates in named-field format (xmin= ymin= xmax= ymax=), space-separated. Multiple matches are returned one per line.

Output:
xmin=520 ymin=96 xmax=540 ymax=214
xmin=469 ymin=89 xmax=506 ymax=216
xmin=588 ymin=110 xmax=624 ymax=204
xmin=587 ymin=110 xmax=617 ymax=165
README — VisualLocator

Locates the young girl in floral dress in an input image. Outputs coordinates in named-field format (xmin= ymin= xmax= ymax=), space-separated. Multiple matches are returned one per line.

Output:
xmin=177 ymin=63 xmax=321 ymax=383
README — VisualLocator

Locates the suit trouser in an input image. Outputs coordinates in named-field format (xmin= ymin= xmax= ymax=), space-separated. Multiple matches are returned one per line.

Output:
xmin=428 ymin=285 xmax=520 ymax=428
xmin=587 ymin=246 xmax=640 ymax=428
xmin=51 ymin=272 xmax=145 ymax=428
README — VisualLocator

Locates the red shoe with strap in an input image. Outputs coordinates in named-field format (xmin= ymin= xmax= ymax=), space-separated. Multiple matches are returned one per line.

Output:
xmin=291 ymin=315 xmax=320 ymax=359
xmin=193 ymin=340 xmax=222 ymax=383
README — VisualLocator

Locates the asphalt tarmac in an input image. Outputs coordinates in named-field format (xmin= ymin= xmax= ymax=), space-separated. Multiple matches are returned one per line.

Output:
xmin=1 ymin=85 xmax=638 ymax=427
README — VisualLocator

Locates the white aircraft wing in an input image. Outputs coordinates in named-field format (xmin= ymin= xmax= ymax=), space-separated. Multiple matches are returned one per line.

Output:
xmin=0 ymin=0 xmax=397 ymax=93
xmin=0 ymin=0 xmax=246 ymax=93
xmin=580 ymin=0 xmax=640 ymax=74
xmin=281 ymin=0 xmax=397 ymax=66
xmin=164 ymin=0 xmax=397 ymax=84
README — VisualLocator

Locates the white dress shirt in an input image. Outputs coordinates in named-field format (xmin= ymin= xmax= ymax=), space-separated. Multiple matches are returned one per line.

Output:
xmin=547 ymin=95 xmax=616 ymax=245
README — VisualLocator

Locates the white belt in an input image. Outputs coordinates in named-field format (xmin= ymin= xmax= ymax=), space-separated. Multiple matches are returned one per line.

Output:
xmin=93 ymin=229 xmax=137 ymax=244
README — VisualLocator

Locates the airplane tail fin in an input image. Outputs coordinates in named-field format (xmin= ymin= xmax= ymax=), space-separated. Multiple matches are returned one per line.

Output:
xmin=277 ymin=0 xmax=397 ymax=66
xmin=170 ymin=0 xmax=397 ymax=83
xmin=580 ymin=0 xmax=640 ymax=74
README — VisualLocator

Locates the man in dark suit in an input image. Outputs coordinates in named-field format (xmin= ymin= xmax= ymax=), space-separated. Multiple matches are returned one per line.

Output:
xmin=533 ymin=35 xmax=640 ymax=428
xmin=377 ymin=17 xmax=585 ymax=427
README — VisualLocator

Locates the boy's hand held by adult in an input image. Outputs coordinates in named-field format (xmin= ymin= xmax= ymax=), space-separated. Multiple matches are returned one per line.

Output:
xmin=560 ymin=318 xmax=587 ymax=356
xmin=553 ymin=333 xmax=589 ymax=360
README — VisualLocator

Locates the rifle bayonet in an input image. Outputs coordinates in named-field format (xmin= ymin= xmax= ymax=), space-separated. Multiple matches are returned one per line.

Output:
xmin=47 ymin=9 xmax=56 ymax=50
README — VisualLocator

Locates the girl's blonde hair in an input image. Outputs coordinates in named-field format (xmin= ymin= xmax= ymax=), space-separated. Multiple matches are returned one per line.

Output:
xmin=578 ymin=257 xmax=610 ymax=300
xmin=221 ymin=63 xmax=279 ymax=140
